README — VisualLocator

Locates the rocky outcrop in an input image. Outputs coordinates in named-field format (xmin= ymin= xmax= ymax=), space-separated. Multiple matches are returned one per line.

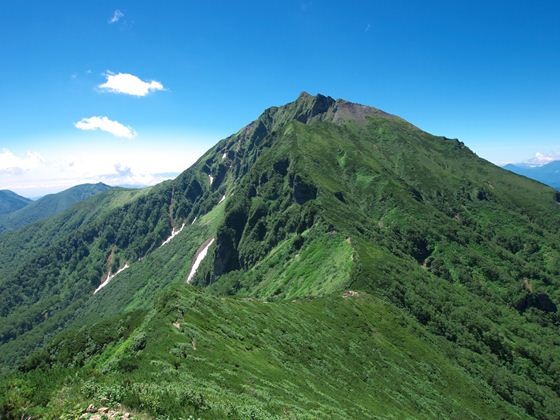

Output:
xmin=81 ymin=404 xmax=131 ymax=419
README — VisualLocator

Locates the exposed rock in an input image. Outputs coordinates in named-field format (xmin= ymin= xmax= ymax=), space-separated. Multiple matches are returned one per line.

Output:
xmin=343 ymin=290 xmax=360 ymax=298
xmin=82 ymin=405 xmax=130 ymax=419
xmin=332 ymin=99 xmax=404 ymax=126
xmin=522 ymin=279 xmax=534 ymax=293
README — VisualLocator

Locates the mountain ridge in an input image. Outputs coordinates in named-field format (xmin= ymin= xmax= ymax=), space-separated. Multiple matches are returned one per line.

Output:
xmin=0 ymin=182 xmax=114 ymax=232
xmin=0 ymin=189 xmax=32 ymax=215
xmin=0 ymin=94 xmax=559 ymax=418
xmin=504 ymin=160 xmax=560 ymax=190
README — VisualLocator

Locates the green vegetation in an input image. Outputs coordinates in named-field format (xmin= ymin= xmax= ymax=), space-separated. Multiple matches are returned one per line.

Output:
xmin=0 ymin=190 xmax=31 ymax=215
xmin=0 ymin=285 xmax=527 ymax=419
xmin=0 ymin=182 xmax=114 ymax=232
xmin=0 ymin=93 xmax=559 ymax=418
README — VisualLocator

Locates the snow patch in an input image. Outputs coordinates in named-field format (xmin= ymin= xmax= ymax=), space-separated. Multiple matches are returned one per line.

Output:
xmin=219 ymin=194 xmax=226 ymax=203
xmin=191 ymin=216 xmax=198 ymax=224
xmin=222 ymin=152 xmax=227 ymax=160
xmin=187 ymin=238 xmax=215 ymax=283
xmin=94 ymin=263 xmax=129 ymax=294
xmin=208 ymin=174 xmax=214 ymax=185
xmin=160 ymin=223 xmax=185 ymax=247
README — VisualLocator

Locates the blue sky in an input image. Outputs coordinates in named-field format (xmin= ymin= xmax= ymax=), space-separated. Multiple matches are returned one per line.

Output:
xmin=1 ymin=1 xmax=559 ymax=195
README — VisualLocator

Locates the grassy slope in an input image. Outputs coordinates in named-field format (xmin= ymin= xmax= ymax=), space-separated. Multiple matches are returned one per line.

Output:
xmin=0 ymin=285 xmax=526 ymax=419
xmin=208 ymin=115 xmax=560 ymax=417
xmin=1 ymin=94 xmax=559 ymax=418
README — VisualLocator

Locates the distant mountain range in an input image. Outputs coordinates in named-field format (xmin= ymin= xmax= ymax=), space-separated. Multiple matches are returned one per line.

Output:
xmin=0 ymin=190 xmax=32 ymax=215
xmin=504 ymin=160 xmax=560 ymax=190
xmin=0 ymin=182 xmax=114 ymax=232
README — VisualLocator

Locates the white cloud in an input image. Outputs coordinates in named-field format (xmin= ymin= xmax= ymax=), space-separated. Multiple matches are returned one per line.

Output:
xmin=524 ymin=151 xmax=560 ymax=167
xmin=109 ymin=9 xmax=124 ymax=24
xmin=99 ymin=72 xmax=164 ymax=97
xmin=0 ymin=149 xmax=44 ymax=175
xmin=0 ymin=133 xmax=214 ymax=196
xmin=75 ymin=116 xmax=136 ymax=139
xmin=96 ymin=163 xmax=178 ymax=187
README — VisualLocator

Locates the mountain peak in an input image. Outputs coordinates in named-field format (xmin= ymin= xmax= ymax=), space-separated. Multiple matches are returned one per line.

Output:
xmin=237 ymin=93 xmax=411 ymax=149
xmin=273 ymin=92 xmax=401 ymax=127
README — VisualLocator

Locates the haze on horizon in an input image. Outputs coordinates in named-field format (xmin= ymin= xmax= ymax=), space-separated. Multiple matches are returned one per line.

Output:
xmin=1 ymin=1 xmax=559 ymax=197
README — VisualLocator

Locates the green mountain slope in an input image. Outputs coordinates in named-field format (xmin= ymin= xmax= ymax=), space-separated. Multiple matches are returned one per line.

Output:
xmin=1 ymin=286 xmax=525 ymax=419
xmin=1 ymin=93 xmax=559 ymax=418
xmin=0 ymin=182 xmax=114 ymax=232
xmin=0 ymin=190 xmax=32 ymax=215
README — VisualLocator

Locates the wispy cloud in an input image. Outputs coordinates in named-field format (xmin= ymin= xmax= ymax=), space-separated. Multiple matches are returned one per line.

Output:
xmin=364 ymin=23 xmax=371 ymax=33
xmin=75 ymin=116 xmax=136 ymax=138
xmin=108 ymin=9 xmax=124 ymax=24
xmin=98 ymin=72 xmax=164 ymax=97
xmin=97 ymin=163 xmax=178 ymax=187
xmin=0 ymin=149 xmax=44 ymax=175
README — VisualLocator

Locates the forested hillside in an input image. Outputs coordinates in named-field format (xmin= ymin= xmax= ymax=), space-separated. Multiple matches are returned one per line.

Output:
xmin=0 ymin=190 xmax=31 ymax=215
xmin=0 ymin=182 xmax=114 ymax=232
xmin=1 ymin=93 xmax=559 ymax=418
